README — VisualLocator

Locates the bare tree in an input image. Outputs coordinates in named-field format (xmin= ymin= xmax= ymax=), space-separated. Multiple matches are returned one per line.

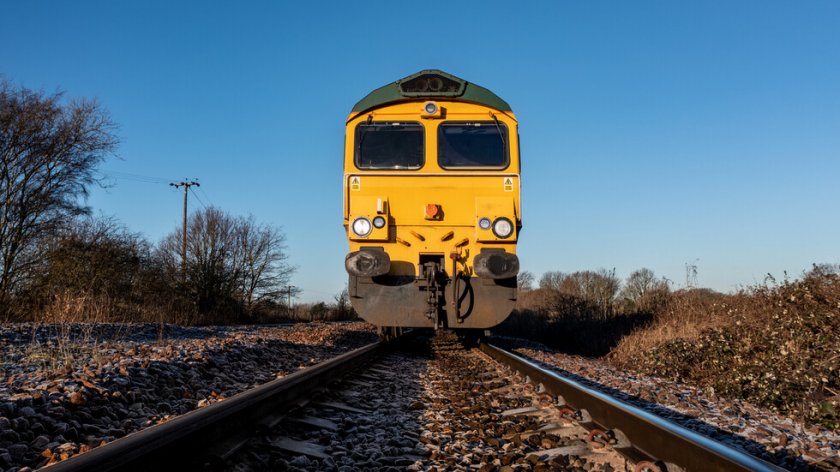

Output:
xmin=622 ymin=268 xmax=658 ymax=303
xmin=159 ymin=207 xmax=237 ymax=319
xmin=331 ymin=287 xmax=356 ymax=320
xmin=539 ymin=271 xmax=566 ymax=291
xmin=0 ymin=81 xmax=117 ymax=315
xmin=158 ymin=207 xmax=293 ymax=322
xmin=517 ymin=270 xmax=534 ymax=292
xmin=622 ymin=268 xmax=671 ymax=313
xmin=537 ymin=269 xmax=621 ymax=319
xmin=561 ymin=269 xmax=621 ymax=318
xmin=235 ymin=216 xmax=292 ymax=310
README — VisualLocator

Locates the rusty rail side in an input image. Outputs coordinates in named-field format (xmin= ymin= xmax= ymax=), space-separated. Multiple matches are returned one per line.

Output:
xmin=480 ymin=343 xmax=786 ymax=472
xmin=45 ymin=341 xmax=384 ymax=471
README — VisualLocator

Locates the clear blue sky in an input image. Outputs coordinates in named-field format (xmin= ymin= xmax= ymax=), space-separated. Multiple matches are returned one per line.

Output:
xmin=2 ymin=1 xmax=838 ymax=302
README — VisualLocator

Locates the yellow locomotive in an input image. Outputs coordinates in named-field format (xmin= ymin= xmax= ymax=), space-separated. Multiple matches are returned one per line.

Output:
xmin=343 ymin=70 xmax=521 ymax=331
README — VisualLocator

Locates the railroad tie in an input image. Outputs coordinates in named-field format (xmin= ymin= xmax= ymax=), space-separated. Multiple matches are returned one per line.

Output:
xmin=500 ymin=406 xmax=546 ymax=417
xmin=269 ymin=437 xmax=330 ymax=460
xmin=312 ymin=401 xmax=369 ymax=414
xmin=287 ymin=416 xmax=339 ymax=431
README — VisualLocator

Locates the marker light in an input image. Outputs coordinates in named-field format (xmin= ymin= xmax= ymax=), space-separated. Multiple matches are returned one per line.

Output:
xmin=351 ymin=217 xmax=372 ymax=237
xmin=424 ymin=203 xmax=440 ymax=219
xmin=372 ymin=216 xmax=386 ymax=228
xmin=492 ymin=217 xmax=514 ymax=238
xmin=478 ymin=217 xmax=491 ymax=230
xmin=424 ymin=102 xmax=438 ymax=114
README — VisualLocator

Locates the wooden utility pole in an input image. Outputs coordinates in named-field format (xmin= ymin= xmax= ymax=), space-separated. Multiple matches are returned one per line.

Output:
xmin=170 ymin=180 xmax=200 ymax=280
xmin=284 ymin=285 xmax=297 ymax=317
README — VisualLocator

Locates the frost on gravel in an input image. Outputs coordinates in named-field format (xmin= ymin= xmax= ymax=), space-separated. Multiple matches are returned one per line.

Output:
xmin=491 ymin=336 xmax=840 ymax=472
xmin=0 ymin=321 xmax=377 ymax=470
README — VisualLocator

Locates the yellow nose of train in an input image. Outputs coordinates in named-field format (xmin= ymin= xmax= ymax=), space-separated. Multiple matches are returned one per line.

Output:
xmin=343 ymin=70 xmax=521 ymax=331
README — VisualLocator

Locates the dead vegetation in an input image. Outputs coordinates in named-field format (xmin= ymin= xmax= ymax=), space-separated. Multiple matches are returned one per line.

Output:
xmin=610 ymin=265 xmax=839 ymax=429
xmin=500 ymin=265 xmax=839 ymax=430
xmin=498 ymin=268 xmax=667 ymax=356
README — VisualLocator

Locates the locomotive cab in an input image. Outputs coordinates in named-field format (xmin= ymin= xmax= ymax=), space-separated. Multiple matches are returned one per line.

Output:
xmin=343 ymin=70 xmax=521 ymax=330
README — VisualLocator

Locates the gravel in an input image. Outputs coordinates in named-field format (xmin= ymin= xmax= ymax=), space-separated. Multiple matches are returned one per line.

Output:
xmin=492 ymin=336 xmax=840 ymax=471
xmin=0 ymin=321 xmax=377 ymax=471
xmin=3 ymin=324 xmax=836 ymax=471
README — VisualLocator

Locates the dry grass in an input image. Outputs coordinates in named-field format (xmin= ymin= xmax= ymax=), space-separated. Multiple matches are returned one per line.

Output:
xmin=21 ymin=290 xmax=130 ymax=372
xmin=40 ymin=290 xmax=118 ymax=324
xmin=609 ymin=288 xmax=730 ymax=363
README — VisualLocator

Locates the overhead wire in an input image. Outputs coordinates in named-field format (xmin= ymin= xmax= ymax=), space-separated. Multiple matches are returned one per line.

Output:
xmin=197 ymin=186 xmax=213 ymax=207
xmin=102 ymin=170 xmax=213 ymax=217
xmin=189 ymin=187 xmax=209 ymax=210
xmin=102 ymin=170 xmax=212 ymax=211
xmin=100 ymin=170 xmax=179 ymax=185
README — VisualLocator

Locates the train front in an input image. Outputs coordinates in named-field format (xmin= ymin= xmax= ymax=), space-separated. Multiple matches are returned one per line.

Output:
xmin=343 ymin=70 xmax=521 ymax=330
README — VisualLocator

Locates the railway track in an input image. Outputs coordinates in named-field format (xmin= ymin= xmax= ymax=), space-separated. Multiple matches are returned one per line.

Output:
xmin=478 ymin=342 xmax=787 ymax=472
xmin=42 ymin=339 xmax=387 ymax=472
xmin=45 ymin=332 xmax=787 ymax=472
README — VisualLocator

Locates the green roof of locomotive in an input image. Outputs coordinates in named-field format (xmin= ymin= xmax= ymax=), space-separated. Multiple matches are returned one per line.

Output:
xmin=351 ymin=69 xmax=512 ymax=114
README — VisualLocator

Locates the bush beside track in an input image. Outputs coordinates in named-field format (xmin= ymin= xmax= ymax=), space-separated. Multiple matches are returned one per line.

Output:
xmin=612 ymin=267 xmax=839 ymax=430
xmin=497 ymin=265 xmax=839 ymax=431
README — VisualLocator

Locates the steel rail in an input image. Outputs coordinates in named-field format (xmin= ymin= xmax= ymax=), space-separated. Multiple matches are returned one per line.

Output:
xmin=480 ymin=343 xmax=787 ymax=472
xmin=45 ymin=341 xmax=385 ymax=471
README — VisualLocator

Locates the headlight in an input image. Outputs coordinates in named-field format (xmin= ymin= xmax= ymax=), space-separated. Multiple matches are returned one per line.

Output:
xmin=424 ymin=102 xmax=438 ymax=114
xmin=372 ymin=216 xmax=386 ymax=228
xmin=492 ymin=217 xmax=514 ymax=238
xmin=478 ymin=217 xmax=491 ymax=230
xmin=351 ymin=217 xmax=372 ymax=237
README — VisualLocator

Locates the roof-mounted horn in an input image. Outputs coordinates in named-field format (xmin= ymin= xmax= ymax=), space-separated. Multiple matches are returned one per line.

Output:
xmin=397 ymin=70 xmax=466 ymax=97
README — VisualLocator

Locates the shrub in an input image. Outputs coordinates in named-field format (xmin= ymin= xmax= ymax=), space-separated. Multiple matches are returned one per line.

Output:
xmin=611 ymin=266 xmax=840 ymax=429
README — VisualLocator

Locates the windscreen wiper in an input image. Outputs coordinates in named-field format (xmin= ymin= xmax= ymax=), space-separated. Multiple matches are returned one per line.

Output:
xmin=357 ymin=114 xmax=374 ymax=155
xmin=490 ymin=114 xmax=507 ymax=149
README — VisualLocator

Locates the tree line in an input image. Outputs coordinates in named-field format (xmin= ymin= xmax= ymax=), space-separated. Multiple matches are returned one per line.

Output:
xmin=499 ymin=268 xmax=673 ymax=356
xmin=0 ymin=79 xmax=350 ymax=324
xmin=518 ymin=267 xmax=672 ymax=319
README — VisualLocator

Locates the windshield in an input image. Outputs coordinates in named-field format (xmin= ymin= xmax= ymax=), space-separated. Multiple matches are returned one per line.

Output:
xmin=438 ymin=121 xmax=508 ymax=168
xmin=355 ymin=122 xmax=424 ymax=169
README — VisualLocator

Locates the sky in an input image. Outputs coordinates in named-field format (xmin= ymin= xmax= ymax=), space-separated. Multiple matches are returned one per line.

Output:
xmin=2 ymin=1 xmax=839 ymax=302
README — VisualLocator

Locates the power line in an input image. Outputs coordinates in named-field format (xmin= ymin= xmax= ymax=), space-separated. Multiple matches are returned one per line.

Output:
xmin=189 ymin=187 xmax=208 ymax=210
xmin=101 ymin=170 xmax=179 ymax=185
xmin=197 ymin=186 xmax=214 ymax=207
